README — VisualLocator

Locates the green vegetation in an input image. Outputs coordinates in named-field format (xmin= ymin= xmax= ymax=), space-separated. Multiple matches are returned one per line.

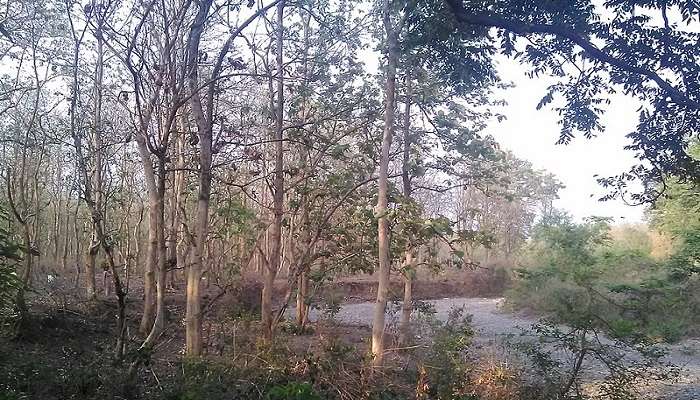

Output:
xmin=509 ymin=208 xmax=699 ymax=342
xmin=0 ymin=207 xmax=20 ymax=328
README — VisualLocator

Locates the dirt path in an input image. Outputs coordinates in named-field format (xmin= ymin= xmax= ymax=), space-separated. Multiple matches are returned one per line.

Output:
xmin=295 ymin=297 xmax=700 ymax=399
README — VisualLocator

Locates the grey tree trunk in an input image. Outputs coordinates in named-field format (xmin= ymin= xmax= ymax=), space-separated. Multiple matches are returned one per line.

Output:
xmin=371 ymin=0 xmax=399 ymax=367
xmin=144 ymin=160 xmax=168 ymax=344
xmin=185 ymin=0 xmax=213 ymax=356
xmin=398 ymin=252 xmax=414 ymax=346
xmin=86 ymin=26 xmax=106 ymax=301
xmin=398 ymin=74 xmax=413 ymax=347
xmin=261 ymin=0 xmax=285 ymax=342
xmin=136 ymin=135 xmax=159 ymax=335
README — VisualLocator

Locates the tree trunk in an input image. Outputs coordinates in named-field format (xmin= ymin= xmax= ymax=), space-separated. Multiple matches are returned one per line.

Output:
xmin=294 ymin=10 xmax=311 ymax=330
xmin=53 ymin=161 xmax=63 ymax=266
xmin=261 ymin=0 xmax=285 ymax=342
xmin=371 ymin=0 xmax=398 ymax=366
xmin=85 ymin=241 xmax=98 ymax=299
xmin=73 ymin=201 xmax=81 ymax=288
xmin=136 ymin=139 xmax=159 ymax=335
xmin=186 ymin=130 xmax=210 ymax=356
xmin=16 ymin=224 xmax=32 ymax=321
xmin=184 ymin=0 xmax=213 ymax=357
xmin=61 ymin=188 xmax=72 ymax=272
xmin=398 ymin=73 xmax=413 ymax=347
xmin=85 ymin=26 xmax=106 ymax=301
xmin=144 ymin=160 xmax=168 ymax=344
xmin=295 ymin=269 xmax=309 ymax=327
xmin=68 ymin=22 xmax=127 ymax=358
xmin=398 ymin=252 xmax=414 ymax=346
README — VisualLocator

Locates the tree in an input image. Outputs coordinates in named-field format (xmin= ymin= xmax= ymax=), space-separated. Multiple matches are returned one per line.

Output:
xmin=371 ymin=0 xmax=500 ymax=364
xmin=184 ymin=0 xmax=283 ymax=355
xmin=444 ymin=0 xmax=700 ymax=202
xmin=371 ymin=0 xmax=400 ymax=367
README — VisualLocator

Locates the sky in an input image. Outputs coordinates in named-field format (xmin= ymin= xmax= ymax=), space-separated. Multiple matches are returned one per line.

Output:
xmin=484 ymin=55 xmax=647 ymax=224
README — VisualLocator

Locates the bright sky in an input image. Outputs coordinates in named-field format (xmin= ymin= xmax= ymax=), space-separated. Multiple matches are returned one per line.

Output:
xmin=485 ymin=55 xmax=647 ymax=224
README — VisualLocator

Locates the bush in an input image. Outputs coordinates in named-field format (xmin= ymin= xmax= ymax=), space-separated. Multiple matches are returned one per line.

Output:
xmin=509 ymin=214 xmax=699 ymax=342
xmin=510 ymin=319 xmax=679 ymax=400
xmin=266 ymin=382 xmax=321 ymax=400
xmin=0 ymin=208 xmax=20 ymax=329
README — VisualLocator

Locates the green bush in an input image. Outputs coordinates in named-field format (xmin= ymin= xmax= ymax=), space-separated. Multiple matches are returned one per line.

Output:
xmin=509 ymin=214 xmax=699 ymax=342
xmin=266 ymin=382 xmax=321 ymax=400
xmin=0 ymin=207 xmax=20 ymax=327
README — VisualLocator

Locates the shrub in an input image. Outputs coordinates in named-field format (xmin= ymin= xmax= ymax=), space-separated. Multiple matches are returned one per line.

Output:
xmin=511 ymin=319 xmax=679 ymax=400
xmin=0 ymin=208 xmax=20 ymax=330
xmin=510 ymin=214 xmax=699 ymax=342
xmin=266 ymin=382 xmax=321 ymax=400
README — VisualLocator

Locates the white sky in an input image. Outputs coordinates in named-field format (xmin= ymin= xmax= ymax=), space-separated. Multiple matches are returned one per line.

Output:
xmin=485 ymin=55 xmax=646 ymax=223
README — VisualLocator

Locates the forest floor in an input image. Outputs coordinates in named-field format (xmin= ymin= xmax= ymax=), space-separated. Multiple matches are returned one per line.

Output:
xmin=2 ymin=276 xmax=699 ymax=399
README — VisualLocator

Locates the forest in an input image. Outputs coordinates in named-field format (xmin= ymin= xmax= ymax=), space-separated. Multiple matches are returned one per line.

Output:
xmin=0 ymin=0 xmax=699 ymax=399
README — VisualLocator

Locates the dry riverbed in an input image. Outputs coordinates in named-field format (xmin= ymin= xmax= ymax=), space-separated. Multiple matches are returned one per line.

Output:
xmin=292 ymin=297 xmax=700 ymax=399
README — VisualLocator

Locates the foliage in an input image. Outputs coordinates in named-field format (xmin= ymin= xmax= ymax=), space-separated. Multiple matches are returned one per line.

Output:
xmin=414 ymin=307 xmax=476 ymax=399
xmin=445 ymin=0 xmax=700 ymax=203
xmin=509 ymin=213 xmax=697 ymax=341
xmin=0 ymin=207 xmax=20 ymax=328
xmin=266 ymin=382 xmax=321 ymax=400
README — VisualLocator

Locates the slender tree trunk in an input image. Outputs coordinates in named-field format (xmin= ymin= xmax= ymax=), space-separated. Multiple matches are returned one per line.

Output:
xmin=85 ymin=241 xmax=98 ymax=299
xmin=398 ymin=252 xmax=414 ymax=346
xmin=61 ymin=189 xmax=72 ymax=272
xmin=295 ymin=269 xmax=309 ymax=327
xmin=16 ymin=224 xmax=32 ymax=320
xmin=85 ymin=27 xmax=106 ymax=301
xmin=185 ymin=0 xmax=213 ymax=356
xmin=73 ymin=201 xmax=81 ymax=288
xmin=294 ymin=11 xmax=311 ymax=330
xmin=6 ymin=169 xmax=32 ymax=321
xmin=371 ymin=0 xmax=398 ymax=366
xmin=174 ymin=117 xmax=188 ymax=282
xmin=167 ymin=166 xmax=178 ymax=289
xmin=398 ymin=73 xmax=413 ymax=346
xmin=128 ymin=202 xmax=144 ymax=295
xmin=144 ymin=160 xmax=168 ymax=343
xmin=53 ymin=160 xmax=63 ymax=265
xmin=261 ymin=0 xmax=285 ymax=342
xmin=186 ymin=142 xmax=210 ymax=356
xmin=68 ymin=21 xmax=127 ymax=358
xmin=32 ymin=165 xmax=42 ymax=278
xmin=6 ymin=113 xmax=34 ymax=327
xmin=294 ymin=164 xmax=311 ymax=328
xmin=136 ymin=139 xmax=159 ymax=335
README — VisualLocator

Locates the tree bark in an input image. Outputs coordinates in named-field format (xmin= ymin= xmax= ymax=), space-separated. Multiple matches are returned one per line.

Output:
xmin=398 ymin=73 xmax=413 ymax=347
xmin=6 ymin=174 xmax=32 ymax=323
xmin=136 ymin=134 xmax=159 ymax=335
xmin=85 ymin=25 xmax=106 ymax=301
xmin=294 ymin=11 xmax=312 ymax=329
xmin=60 ymin=187 xmax=72 ymax=272
xmin=73 ymin=200 xmax=81 ymax=288
xmin=184 ymin=0 xmax=213 ymax=356
xmin=371 ymin=0 xmax=398 ymax=367
xmin=144 ymin=159 xmax=168 ymax=343
xmin=261 ymin=0 xmax=285 ymax=342
xmin=67 ymin=15 xmax=127 ymax=357
xmin=398 ymin=252 xmax=414 ymax=346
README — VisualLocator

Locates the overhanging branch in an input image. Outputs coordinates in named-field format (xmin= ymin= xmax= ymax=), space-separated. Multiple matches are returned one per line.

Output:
xmin=444 ymin=0 xmax=699 ymax=109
